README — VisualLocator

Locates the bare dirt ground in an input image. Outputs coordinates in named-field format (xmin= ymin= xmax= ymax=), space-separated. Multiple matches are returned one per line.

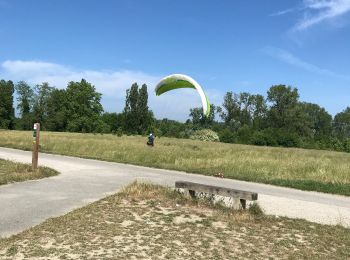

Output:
xmin=0 ymin=182 xmax=349 ymax=259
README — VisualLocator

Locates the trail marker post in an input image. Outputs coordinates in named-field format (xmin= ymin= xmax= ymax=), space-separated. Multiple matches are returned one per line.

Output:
xmin=32 ymin=123 xmax=40 ymax=171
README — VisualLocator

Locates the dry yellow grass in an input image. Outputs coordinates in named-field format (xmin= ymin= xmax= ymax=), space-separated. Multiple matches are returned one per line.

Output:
xmin=0 ymin=182 xmax=349 ymax=259
xmin=0 ymin=130 xmax=349 ymax=195
xmin=0 ymin=158 xmax=58 ymax=185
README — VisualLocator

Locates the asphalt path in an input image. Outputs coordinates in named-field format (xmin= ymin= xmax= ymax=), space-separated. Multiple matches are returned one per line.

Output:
xmin=0 ymin=147 xmax=349 ymax=238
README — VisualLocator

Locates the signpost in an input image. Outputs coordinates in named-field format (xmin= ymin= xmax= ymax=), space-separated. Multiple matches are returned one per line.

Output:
xmin=32 ymin=123 xmax=40 ymax=171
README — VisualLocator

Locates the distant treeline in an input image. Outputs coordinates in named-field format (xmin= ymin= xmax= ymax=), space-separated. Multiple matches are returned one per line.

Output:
xmin=0 ymin=79 xmax=349 ymax=152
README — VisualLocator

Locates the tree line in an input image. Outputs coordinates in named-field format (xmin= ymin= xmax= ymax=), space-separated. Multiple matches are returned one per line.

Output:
xmin=0 ymin=78 xmax=349 ymax=152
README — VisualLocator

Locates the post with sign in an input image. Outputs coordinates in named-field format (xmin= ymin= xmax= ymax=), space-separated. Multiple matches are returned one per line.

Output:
xmin=32 ymin=123 xmax=40 ymax=171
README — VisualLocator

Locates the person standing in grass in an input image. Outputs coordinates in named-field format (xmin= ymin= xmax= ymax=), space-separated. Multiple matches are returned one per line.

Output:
xmin=147 ymin=133 xmax=155 ymax=146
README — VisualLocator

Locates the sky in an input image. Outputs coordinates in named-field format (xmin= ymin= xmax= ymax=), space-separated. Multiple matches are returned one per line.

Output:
xmin=0 ymin=0 xmax=350 ymax=121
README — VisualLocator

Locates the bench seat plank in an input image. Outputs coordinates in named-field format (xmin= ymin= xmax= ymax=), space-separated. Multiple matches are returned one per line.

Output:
xmin=175 ymin=181 xmax=258 ymax=201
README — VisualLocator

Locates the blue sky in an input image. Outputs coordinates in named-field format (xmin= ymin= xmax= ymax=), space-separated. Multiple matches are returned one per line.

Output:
xmin=0 ymin=0 xmax=349 ymax=121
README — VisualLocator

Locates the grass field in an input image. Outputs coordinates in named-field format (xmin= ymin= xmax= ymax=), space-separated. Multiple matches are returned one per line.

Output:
xmin=0 ymin=158 xmax=58 ymax=186
xmin=0 ymin=130 xmax=349 ymax=195
xmin=0 ymin=182 xmax=349 ymax=259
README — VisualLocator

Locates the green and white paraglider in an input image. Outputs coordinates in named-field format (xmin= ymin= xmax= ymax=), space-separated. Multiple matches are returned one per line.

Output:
xmin=155 ymin=74 xmax=210 ymax=117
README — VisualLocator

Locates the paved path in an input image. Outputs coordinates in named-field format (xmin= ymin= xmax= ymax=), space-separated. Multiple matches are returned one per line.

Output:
xmin=0 ymin=147 xmax=349 ymax=238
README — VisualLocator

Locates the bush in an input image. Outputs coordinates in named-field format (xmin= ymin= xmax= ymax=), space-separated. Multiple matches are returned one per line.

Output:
xmin=236 ymin=125 xmax=253 ymax=144
xmin=344 ymin=139 xmax=350 ymax=153
xmin=277 ymin=133 xmax=300 ymax=147
xmin=116 ymin=127 xmax=123 ymax=137
xmin=190 ymin=129 xmax=220 ymax=142
xmin=179 ymin=129 xmax=194 ymax=139
xmin=219 ymin=129 xmax=236 ymax=143
xmin=252 ymin=129 xmax=278 ymax=146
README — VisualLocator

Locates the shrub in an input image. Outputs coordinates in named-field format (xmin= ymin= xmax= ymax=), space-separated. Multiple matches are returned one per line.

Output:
xmin=252 ymin=129 xmax=278 ymax=146
xmin=179 ymin=129 xmax=194 ymax=139
xmin=190 ymin=129 xmax=220 ymax=142
xmin=116 ymin=127 xmax=123 ymax=137
xmin=219 ymin=129 xmax=236 ymax=143
xmin=251 ymin=131 xmax=268 ymax=146
xmin=344 ymin=139 xmax=350 ymax=153
xmin=236 ymin=125 xmax=253 ymax=144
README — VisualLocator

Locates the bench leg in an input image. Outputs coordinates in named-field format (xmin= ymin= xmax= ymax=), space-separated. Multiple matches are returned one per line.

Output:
xmin=183 ymin=189 xmax=196 ymax=198
xmin=231 ymin=198 xmax=247 ymax=210
xmin=240 ymin=199 xmax=246 ymax=210
xmin=231 ymin=198 xmax=241 ymax=210
xmin=189 ymin=189 xmax=195 ymax=198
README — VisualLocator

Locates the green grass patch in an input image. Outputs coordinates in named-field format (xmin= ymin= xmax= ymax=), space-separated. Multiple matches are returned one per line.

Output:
xmin=0 ymin=158 xmax=58 ymax=185
xmin=0 ymin=130 xmax=349 ymax=195
xmin=269 ymin=179 xmax=350 ymax=196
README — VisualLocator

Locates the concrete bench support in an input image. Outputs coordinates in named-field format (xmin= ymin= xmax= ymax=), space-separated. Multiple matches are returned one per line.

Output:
xmin=175 ymin=181 xmax=258 ymax=209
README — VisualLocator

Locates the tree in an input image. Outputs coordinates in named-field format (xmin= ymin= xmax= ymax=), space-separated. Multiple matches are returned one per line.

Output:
xmin=189 ymin=104 xmax=216 ymax=129
xmin=0 ymin=80 xmax=15 ymax=129
xmin=238 ymin=92 xmax=253 ymax=126
xmin=65 ymin=79 xmax=105 ymax=133
xmin=33 ymin=82 xmax=54 ymax=129
xmin=45 ymin=88 xmax=69 ymax=131
xmin=299 ymin=102 xmax=332 ymax=137
xmin=267 ymin=85 xmax=300 ymax=130
xmin=155 ymin=118 xmax=190 ymax=138
xmin=123 ymin=83 xmax=139 ymax=133
xmin=123 ymin=83 xmax=153 ymax=134
xmin=137 ymin=84 xmax=153 ymax=133
xmin=220 ymin=92 xmax=267 ymax=129
xmin=15 ymin=81 xmax=34 ymax=130
xmin=220 ymin=92 xmax=240 ymax=129
xmin=101 ymin=112 xmax=124 ymax=133
xmin=333 ymin=107 xmax=350 ymax=139
xmin=250 ymin=94 xmax=267 ymax=130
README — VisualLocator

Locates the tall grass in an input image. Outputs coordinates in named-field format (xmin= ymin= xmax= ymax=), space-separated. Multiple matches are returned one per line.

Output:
xmin=0 ymin=130 xmax=349 ymax=195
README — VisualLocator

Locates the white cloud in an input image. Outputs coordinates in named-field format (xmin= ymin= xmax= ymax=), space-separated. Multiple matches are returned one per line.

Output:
xmin=295 ymin=0 xmax=350 ymax=31
xmin=271 ymin=0 xmax=350 ymax=31
xmin=0 ymin=60 xmax=219 ymax=121
xmin=262 ymin=47 xmax=348 ymax=78
xmin=269 ymin=8 xmax=298 ymax=17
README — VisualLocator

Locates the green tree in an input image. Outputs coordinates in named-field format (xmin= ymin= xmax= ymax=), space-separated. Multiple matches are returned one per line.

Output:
xmin=45 ymin=88 xmax=69 ymax=131
xmin=299 ymin=102 xmax=332 ymax=137
xmin=33 ymin=82 xmax=54 ymax=129
xmin=101 ymin=112 xmax=124 ymax=133
xmin=333 ymin=107 xmax=350 ymax=139
xmin=267 ymin=85 xmax=300 ymax=131
xmin=220 ymin=92 xmax=267 ymax=129
xmin=123 ymin=83 xmax=153 ymax=134
xmin=137 ymin=84 xmax=154 ymax=134
xmin=0 ymin=80 xmax=15 ymax=129
xmin=189 ymin=104 xmax=216 ymax=129
xmin=220 ymin=92 xmax=240 ymax=129
xmin=238 ymin=92 xmax=253 ymax=126
xmin=123 ymin=83 xmax=139 ymax=133
xmin=250 ymin=94 xmax=267 ymax=130
xmin=155 ymin=118 xmax=190 ymax=138
xmin=15 ymin=81 xmax=34 ymax=130
xmin=65 ymin=79 xmax=105 ymax=133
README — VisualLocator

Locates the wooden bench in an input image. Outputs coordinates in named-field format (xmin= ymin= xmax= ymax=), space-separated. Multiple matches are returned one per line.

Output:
xmin=175 ymin=181 xmax=258 ymax=209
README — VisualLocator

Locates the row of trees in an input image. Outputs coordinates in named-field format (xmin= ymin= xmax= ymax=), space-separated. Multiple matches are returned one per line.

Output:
xmin=185 ymin=85 xmax=350 ymax=152
xmin=0 ymin=78 xmax=349 ymax=152
xmin=1 ymin=79 xmax=105 ymax=132
xmin=0 ymin=79 xmax=154 ymax=134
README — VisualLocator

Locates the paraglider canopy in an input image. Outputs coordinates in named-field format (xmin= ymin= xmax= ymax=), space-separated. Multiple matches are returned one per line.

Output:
xmin=155 ymin=74 xmax=210 ymax=117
